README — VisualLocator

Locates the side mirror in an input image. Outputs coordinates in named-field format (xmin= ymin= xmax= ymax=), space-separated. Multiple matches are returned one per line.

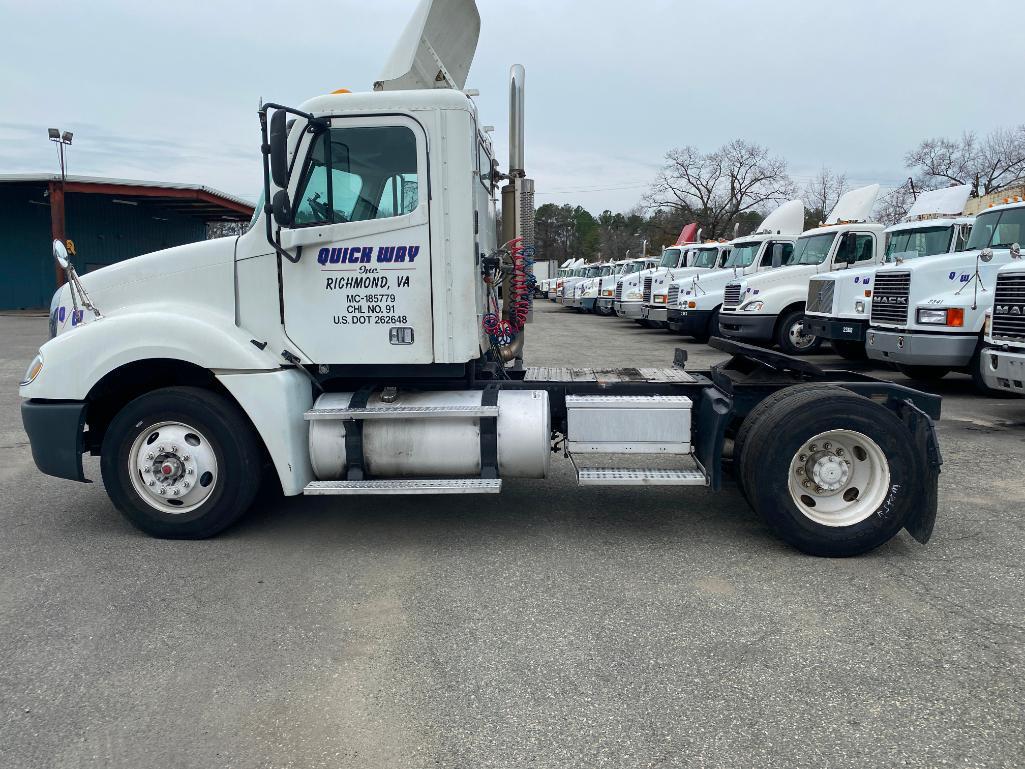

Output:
xmin=980 ymin=247 xmax=994 ymax=263
xmin=272 ymin=190 xmax=292 ymax=228
xmin=1011 ymin=243 xmax=1022 ymax=260
xmin=52 ymin=239 xmax=70 ymax=270
xmin=771 ymin=244 xmax=784 ymax=268
xmin=269 ymin=109 xmax=289 ymax=189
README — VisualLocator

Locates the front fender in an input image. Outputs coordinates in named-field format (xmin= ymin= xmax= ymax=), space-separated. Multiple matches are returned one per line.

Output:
xmin=21 ymin=305 xmax=282 ymax=401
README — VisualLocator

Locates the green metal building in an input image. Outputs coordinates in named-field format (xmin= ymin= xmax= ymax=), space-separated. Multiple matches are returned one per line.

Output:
xmin=0 ymin=174 xmax=254 ymax=310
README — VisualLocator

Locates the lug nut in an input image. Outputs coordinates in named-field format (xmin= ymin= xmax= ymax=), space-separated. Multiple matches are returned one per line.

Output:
xmin=186 ymin=468 xmax=194 ymax=475
xmin=158 ymin=488 xmax=166 ymax=495
xmin=802 ymin=480 xmax=811 ymax=488
xmin=799 ymin=454 xmax=807 ymax=462
xmin=796 ymin=467 xmax=805 ymax=475
xmin=147 ymin=480 xmax=155 ymax=487
xmin=146 ymin=453 xmax=154 ymax=461
xmin=182 ymin=455 xmax=190 ymax=462
xmin=172 ymin=489 xmax=180 ymax=497
xmin=816 ymin=486 xmax=825 ymax=494
xmin=143 ymin=467 xmax=150 ymax=474
xmin=170 ymin=445 xmax=178 ymax=453
xmin=809 ymin=444 xmax=818 ymax=451
xmin=182 ymin=481 xmax=190 ymax=489
xmin=823 ymin=442 xmax=832 ymax=450
xmin=835 ymin=448 xmax=844 ymax=456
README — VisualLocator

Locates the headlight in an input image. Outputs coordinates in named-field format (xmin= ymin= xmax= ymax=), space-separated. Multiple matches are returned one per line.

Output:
xmin=602 ymin=290 xmax=613 ymax=297
xmin=654 ymin=294 xmax=667 ymax=304
xmin=855 ymin=300 xmax=866 ymax=314
xmin=21 ymin=353 xmax=43 ymax=387
xmin=916 ymin=307 xmax=964 ymax=327
xmin=742 ymin=301 xmax=764 ymax=312
xmin=626 ymin=290 xmax=642 ymax=300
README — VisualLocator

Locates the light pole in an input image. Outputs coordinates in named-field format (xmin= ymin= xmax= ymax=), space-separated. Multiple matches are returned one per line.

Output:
xmin=47 ymin=128 xmax=73 ymax=288
xmin=633 ymin=232 xmax=649 ymax=259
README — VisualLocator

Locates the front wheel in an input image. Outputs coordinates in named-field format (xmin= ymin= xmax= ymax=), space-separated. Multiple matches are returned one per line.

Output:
xmin=101 ymin=387 xmax=263 ymax=539
xmin=776 ymin=309 xmax=822 ymax=355
xmin=738 ymin=386 xmax=924 ymax=557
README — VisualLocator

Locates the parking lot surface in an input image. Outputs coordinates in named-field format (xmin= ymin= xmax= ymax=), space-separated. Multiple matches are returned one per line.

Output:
xmin=2 ymin=304 xmax=1024 ymax=769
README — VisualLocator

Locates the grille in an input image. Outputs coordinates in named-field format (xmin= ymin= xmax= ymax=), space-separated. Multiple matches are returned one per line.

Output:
xmin=643 ymin=277 xmax=653 ymax=303
xmin=668 ymin=284 xmax=680 ymax=307
xmin=615 ymin=281 xmax=623 ymax=301
xmin=870 ymin=271 xmax=911 ymax=325
xmin=807 ymin=278 xmax=835 ymax=315
xmin=724 ymin=283 xmax=742 ymax=309
xmin=992 ymin=273 xmax=1025 ymax=341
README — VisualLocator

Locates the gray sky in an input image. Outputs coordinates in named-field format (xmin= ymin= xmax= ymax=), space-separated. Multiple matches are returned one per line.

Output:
xmin=1 ymin=0 xmax=1020 ymax=213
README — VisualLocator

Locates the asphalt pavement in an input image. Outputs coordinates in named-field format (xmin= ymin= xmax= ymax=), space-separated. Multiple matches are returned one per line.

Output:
xmin=1 ymin=304 xmax=1024 ymax=769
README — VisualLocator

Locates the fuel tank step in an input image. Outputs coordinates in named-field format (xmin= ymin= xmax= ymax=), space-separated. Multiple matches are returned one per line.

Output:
xmin=305 ymin=404 xmax=499 ymax=421
xmin=576 ymin=468 xmax=707 ymax=486
xmin=304 ymin=479 xmax=503 ymax=495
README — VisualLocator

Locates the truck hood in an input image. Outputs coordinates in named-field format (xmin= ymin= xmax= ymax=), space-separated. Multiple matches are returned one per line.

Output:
xmin=731 ymin=264 xmax=818 ymax=291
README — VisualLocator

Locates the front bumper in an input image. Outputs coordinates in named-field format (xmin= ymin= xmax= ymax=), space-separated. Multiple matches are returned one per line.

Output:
xmin=596 ymin=297 xmax=614 ymax=312
xmin=805 ymin=316 xmax=868 ymax=342
xmin=667 ymin=308 xmax=714 ymax=336
xmin=21 ymin=399 xmax=88 ymax=482
xmin=641 ymin=305 xmax=668 ymax=322
xmin=865 ymin=329 xmax=977 ymax=367
xmin=981 ymin=347 xmax=1025 ymax=394
xmin=717 ymin=312 xmax=776 ymax=341
xmin=563 ymin=296 xmax=581 ymax=308
xmin=579 ymin=297 xmax=597 ymax=311
xmin=614 ymin=301 xmax=644 ymax=319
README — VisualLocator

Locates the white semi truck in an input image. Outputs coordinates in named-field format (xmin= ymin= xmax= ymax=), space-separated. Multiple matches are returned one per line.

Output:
xmin=640 ymin=243 xmax=731 ymax=328
xmin=557 ymin=262 xmax=603 ymax=305
xmin=665 ymin=200 xmax=805 ymax=341
xmin=718 ymin=185 xmax=885 ymax=355
xmin=982 ymin=251 xmax=1025 ymax=395
xmin=866 ymin=198 xmax=1025 ymax=393
xmin=596 ymin=257 xmax=652 ymax=315
xmin=804 ymin=186 xmax=974 ymax=360
xmin=20 ymin=0 xmax=943 ymax=557
xmin=547 ymin=259 xmax=585 ymax=301
xmin=566 ymin=261 xmax=621 ymax=312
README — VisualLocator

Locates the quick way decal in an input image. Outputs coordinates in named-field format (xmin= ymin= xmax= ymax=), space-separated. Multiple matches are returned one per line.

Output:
xmin=318 ymin=245 xmax=420 ymax=266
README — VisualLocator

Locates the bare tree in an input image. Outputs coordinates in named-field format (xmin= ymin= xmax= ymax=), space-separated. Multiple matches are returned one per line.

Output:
xmin=802 ymin=167 xmax=849 ymax=226
xmin=645 ymin=140 xmax=795 ymax=239
xmin=874 ymin=182 xmax=917 ymax=226
xmin=906 ymin=126 xmax=1025 ymax=195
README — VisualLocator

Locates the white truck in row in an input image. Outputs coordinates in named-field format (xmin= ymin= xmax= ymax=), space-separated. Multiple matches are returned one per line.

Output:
xmin=866 ymin=198 xmax=1025 ymax=393
xmin=640 ymin=242 xmax=732 ymax=328
xmin=982 ymin=246 xmax=1025 ymax=394
xmin=600 ymin=256 xmax=658 ymax=315
xmin=20 ymin=0 xmax=944 ymax=557
xmin=804 ymin=186 xmax=975 ymax=360
xmin=665 ymin=200 xmax=805 ymax=342
xmin=718 ymin=186 xmax=886 ymax=355
xmin=566 ymin=261 xmax=623 ymax=312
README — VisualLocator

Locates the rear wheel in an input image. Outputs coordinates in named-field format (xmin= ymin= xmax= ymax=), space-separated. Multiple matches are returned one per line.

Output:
xmin=737 ymin=386 xmax=922 ymax=557
xmin=896 ymin=364 xmax=949 ymax=381
xmin=101 ymin=387 xmax=263 ymax=539
xmin=832 ymin=339 xmax=867 ymax=360
xmin=776 ymin=309 xmax=822 ymax=355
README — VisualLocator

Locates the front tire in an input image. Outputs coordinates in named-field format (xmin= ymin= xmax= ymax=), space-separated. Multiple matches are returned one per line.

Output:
xmin=737 ymin=386 xmax=923 ymax=557
xmin=776 ymin=309 xmax=822 ymax=355
xmin=101 ymin=387 xmax=263 ymax=539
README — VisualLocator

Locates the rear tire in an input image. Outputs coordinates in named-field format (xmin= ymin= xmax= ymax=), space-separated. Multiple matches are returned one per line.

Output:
xmin=101 ymin=387 xmax=263 ymax=539
xmin=737 ymin=386 xmax=922 ymax=557
xmin=832 ymin=339 xmax=867 ymax=360
xmin=776 ymin=309 xmax=822 ymax=355
xmin=896 ymin=364 xmax=949 ymax=381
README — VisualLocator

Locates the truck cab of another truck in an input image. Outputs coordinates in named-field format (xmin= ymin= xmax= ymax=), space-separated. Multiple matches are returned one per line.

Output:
xmin=641 ymin=244 xmax=729 ymax=328
xmin=612 ymin=256 xmax=659 ymax=319
xmin=982 ymin=252 xmax=1025 ymax=395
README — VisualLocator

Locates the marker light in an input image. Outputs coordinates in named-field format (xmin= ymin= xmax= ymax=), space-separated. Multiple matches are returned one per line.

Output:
xmin=21 ymin=354 xmax=43 ymax=387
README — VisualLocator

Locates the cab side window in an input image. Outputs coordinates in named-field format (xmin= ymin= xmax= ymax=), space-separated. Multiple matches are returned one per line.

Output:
xmin=293 ymin=125 xmax=419 ymax=227
xmin=851 ymin=233 xmax=875 ymax=264
xmin=760 ymin=242 xmax=793 ymax=266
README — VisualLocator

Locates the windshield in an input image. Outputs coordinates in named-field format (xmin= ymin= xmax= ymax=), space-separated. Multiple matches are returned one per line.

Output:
xmin=788 ymin=233 xmax=837 ymax=265
xmin=622 ymin=262 xmax=641 ymax=275
xmin=660 ymin=248 xmax=682 ymax=268
xmin=691 ymin=248 xmax=719 ymax=269
xmin=586 ymin=267 xmax=601 ymax=277
xmin=885 ymin=226 xmax=953 ymax=261
xmin=725 ymin=242 xmax=760 ymax=268
xmin=600 ymin=266 xmax=612 ymax=276
xmin=966 ymin=207 xmax=1025 ymax=251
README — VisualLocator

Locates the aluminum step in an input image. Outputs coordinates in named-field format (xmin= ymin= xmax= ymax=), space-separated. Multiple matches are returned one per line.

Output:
xmin=576 ymin=468 xmax=707 ymax=487
xmin=304 ymin=479 xmax=503 ymax=495
xmin=304 ymin=405 xmax=499 ymax=421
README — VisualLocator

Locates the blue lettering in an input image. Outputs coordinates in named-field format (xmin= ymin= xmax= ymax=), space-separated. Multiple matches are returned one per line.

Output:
xmin=394 ymin=246 xmax=408 ymax=262
xmin=377 ymin=246 xmax=395 ymax=263
xmin=408 ymin=245 xmax=420 ymax=263
xmin=362 ymin=246 xmax=374 ymax=263
xmin=318 ymin=248 xmax=330 ymax=265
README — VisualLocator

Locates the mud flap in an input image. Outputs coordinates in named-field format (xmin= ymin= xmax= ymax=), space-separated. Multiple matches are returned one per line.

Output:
xmin=898 ymin=400 xmax=943 ymax=544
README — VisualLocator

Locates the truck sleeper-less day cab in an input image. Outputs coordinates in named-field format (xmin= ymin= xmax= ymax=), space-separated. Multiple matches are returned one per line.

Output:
xmin=805 ymin=186 xmax=974 ymax=360
xmin=866 ymin=198 xmax=1025 ymax=393
xmin=640 ymin=244 xmax=730 ymax=328
xmin=982 ymin=253 xmax=1025 ymax=394
xmin=558 ymin=262 xmax=602 ymax=305
xmin=719 ymin=185 xmax=885 ymax=355
xmin=666 ymin=200 xmax=804 ymax=342
xmin=596 ymin=258 xmax=647 ymax=315
xmin=568 ymin=261 xmax=619 ymax=312
xmin=20 ymin=0 xmax=943 ymax=558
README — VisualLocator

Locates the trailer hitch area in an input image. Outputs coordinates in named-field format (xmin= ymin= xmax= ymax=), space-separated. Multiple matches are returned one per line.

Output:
xmin=708 ymin=337 xmax=826 ymax=378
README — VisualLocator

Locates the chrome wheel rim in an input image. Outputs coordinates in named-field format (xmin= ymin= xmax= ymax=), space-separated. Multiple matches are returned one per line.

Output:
xmin=128 ymin=421 xmax=218 ymax=514
xmin=787 ymin=429 xmax=890 ymax=527
xmin=788 ymin=318 xmax=817 ymax=350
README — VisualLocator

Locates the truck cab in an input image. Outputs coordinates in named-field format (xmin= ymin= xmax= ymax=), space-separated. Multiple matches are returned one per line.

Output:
xmin=640 ymin=243 xmax=730 ymax=327
xmin=569 ymin=261 xmax=619 ymax=312
xmin=718 ymin=185 xmax=885 ymax=355
xmin=595 ymin=259 xmax=640 ymax=315
xmin=666 ymin=199 xmax=804 ymax=341
xmin=805 ymin=185 xmax=974 ymax=360
xmin=540 ymin=259 xmax=574 ymax=300
xmin=866 ymin=199 xmax=1025 ymax=393
xmin=559 ymin=262 xmax=602 ymax=305
xmin=982 ymin=254 xmax=1025 ymax=395
xmin=612 ymin=256 xmax=660 ymax=319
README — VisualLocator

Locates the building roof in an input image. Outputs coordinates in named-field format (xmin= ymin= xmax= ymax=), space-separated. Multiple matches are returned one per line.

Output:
xmin=0 ymin=173 xmax=255 ymax=221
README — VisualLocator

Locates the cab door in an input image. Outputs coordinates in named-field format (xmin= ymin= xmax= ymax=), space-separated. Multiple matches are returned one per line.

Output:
xmin=277 ymin=116 xmax=433 ymax=365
